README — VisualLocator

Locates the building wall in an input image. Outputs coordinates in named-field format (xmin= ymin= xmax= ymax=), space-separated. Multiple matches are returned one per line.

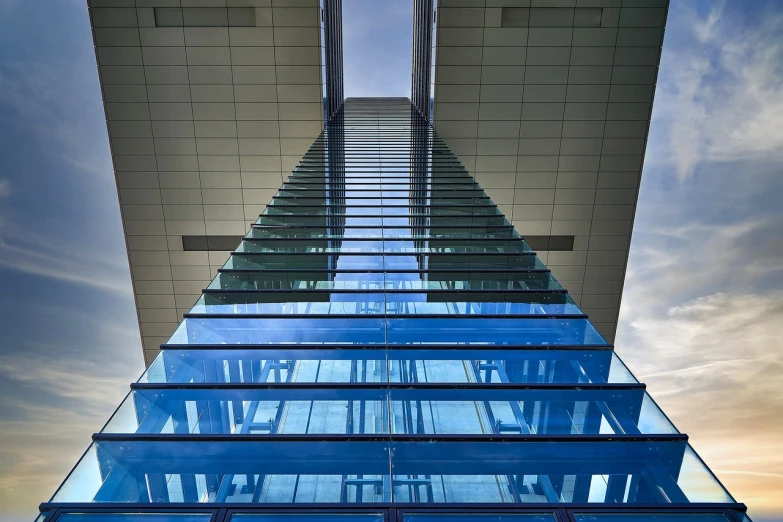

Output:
xmin=432 ymin=0 xmax=667 ymax=341
xmin=87 ymin=0 xmax=327 ymax=364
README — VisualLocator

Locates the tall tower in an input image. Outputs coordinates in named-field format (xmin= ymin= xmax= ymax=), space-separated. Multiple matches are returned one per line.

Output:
xmin=41 ymin=99 xmax=748 ymax=521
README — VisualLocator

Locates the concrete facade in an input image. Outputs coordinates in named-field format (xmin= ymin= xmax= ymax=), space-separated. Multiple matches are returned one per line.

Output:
xmin=432 ymin=0 xmax=667 ymax=341
xmin=88 ymin=0 xmax=329 ymax=364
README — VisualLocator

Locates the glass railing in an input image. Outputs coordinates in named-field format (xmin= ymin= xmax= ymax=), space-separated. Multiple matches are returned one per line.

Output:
xmin=140 ymin=348 xmax=635 ymax=385
xmin=45 ymin=99 xmax=741 ymax=517
xmin=103 ymin=387 xmax=675 ymax=436
xmin=52 ymin=441 xmax=732 ymax=505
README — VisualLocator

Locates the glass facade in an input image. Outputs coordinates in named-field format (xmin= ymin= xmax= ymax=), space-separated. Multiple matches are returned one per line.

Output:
xmin=40 ymin=99 xmax=747 ymax=522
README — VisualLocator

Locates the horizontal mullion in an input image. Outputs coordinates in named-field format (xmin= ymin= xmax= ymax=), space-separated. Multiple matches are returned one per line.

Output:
xmin=130 ymin=382 xmax=644 ymax=392
xmin=265 ymin=203 xmax=495 ymax=207
xmin=218 ymin=268 xmax=550 ymax=274
xmin=273 ymin=193 xmax=490 ymax=197
xmin=182 ymin=313 xmax=587 ymax=319
xmin=37 ymin=502 xmax=750 ymax=512
xmin=93 ymin=433 xmax=685 ymax=444
xmin=159 ymin=343 xmax=614 ymax=351
xmin=240 ymin=238 xmax=522 ymax=243
xmin=201 ymin=288 xmax=567 ymax=295
xmin=250 ymin=225 xmax=514 ymax=230
xmin=230 ymin=251 xmax=536 ymax=256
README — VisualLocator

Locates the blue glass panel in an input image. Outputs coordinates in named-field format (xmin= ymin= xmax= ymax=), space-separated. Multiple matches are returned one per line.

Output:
xmin=231 ymin=514 xmax=384 ymax=522
xmin=56 ymin=515 xmax=211 ymax=522
xmin=52 ymin=440 xmax=730 ymax=505
xmin=572 ymin=514 xmax=731 ymax=521
xmin=52 ymin=442 xmax=392 ymax=503
xmin=140 ymin=349 xmax=635 ymax=385
xmin=208 ymin=271 xmax=562 ymax=291
xmin=190 ymin=294 xmax=581 ymax=316
xmin=386 ymin=318 xmax=606 ymax=345
xmin=102 ymin=387 xmax=673 ymax=436
xmin=676 ymin=446 xmax=735 ymax=503
xmin=404 ymin=514 xmax=556 ymax=522
xmin=45 ymin=97 xmax=739 ymax=516
xmin=168 ymin=318 xmax=386 ymax=345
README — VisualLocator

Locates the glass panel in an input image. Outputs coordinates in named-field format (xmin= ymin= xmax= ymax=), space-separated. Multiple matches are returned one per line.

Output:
xmin=51 ymin=441 xmax=392 ymax=504
xmin=47 ymin=98 xmax=737 ymax=513
xmin=209 ymin=271 xmax=563 ymax=291
xmin=190 ymin=292 xmax=579 ymax=316
xmin=53 ymin=440 xmax=729 ymax=505
xmin=390 ymin=441 xmax=730 ymax=504
xmin=231 ymin=514 xmax=384 ymax=522
xmin=386 ymin=318 xmax=606 ymax=345
xmin=572 ymin=514 xmax=731 ymax=521
xmin=404 ymin=515 xmax=556 ymax=522
xmin=168 ymin=318 xmax=386 ymax=345
xmin=104 ymin=387 xmax=671 ymax=436
xmin=142 ymin=348 xmax=389 ymax=384
xmin=56 ymin=515 xmax=212 ymax=522
xmin=388 ymin=388 xmax=674 ymax=436
xmin=105 ymin=388 xmax=389 ymax=435
xmin=167 ymin=317 xmax=604 ymax=345
xmin=676 ymin=446 xmax=735 ymax=503
xmin=140 ymin=349 xmax=634 ymax=385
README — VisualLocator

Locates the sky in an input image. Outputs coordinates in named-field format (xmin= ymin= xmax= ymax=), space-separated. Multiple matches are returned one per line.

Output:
xmin=0 ymin=1 xmax=781 ymax=521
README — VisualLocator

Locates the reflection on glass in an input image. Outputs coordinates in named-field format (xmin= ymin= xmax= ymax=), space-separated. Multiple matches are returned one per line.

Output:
xmin=140 ymin=349 xmax=635 ymax=385
xmin=404 ymin=515 xmax=556 ymax=522
xmin=47 ymin=99 xmax=736 ymax=516
xmin=102 ymin=387 xmax=674 ymax=437
xmin=231 ymin=515 xmax=384 ymax=522
xmin=56 ymin=515 xmax=212 ymax=522
xmin=572 ymin=514 xmax=731 ymax=522
xmin=51 ymin=440 xmax=731 ymax=505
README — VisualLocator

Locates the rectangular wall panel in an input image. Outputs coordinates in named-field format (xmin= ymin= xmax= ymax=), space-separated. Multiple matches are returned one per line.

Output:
xmin=432 ymin=0 xmax=668 ymax=341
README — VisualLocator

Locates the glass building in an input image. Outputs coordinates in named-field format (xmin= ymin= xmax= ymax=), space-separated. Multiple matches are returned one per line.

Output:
xmin=39 ymin=98 xmax=749 ymax=522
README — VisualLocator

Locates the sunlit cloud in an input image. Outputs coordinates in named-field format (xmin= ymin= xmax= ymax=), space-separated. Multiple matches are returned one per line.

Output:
xmin=616 ymin=5 xmax=783 ymax=518
xmin=618 ymin=291 xmax=783 ymax=516
xmin=0 ymin=309 xmax=142 ymax=522
xmin=648 ymin=2 xmax=783 ymax=179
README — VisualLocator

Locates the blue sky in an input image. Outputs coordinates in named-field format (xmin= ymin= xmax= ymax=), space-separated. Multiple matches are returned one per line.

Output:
xmin=0 ymin=1 xmax=781 ymax=521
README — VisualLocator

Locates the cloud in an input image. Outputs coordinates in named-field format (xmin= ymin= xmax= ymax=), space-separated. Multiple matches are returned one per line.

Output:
xmin=0 ymin=221 xmax=132 ymax=296
xmin=617 ymin=292 xmax=783 ymax=517
xmin=621 ymin=217 xmax=783 ymax=323
xmin=0 ymin=311 xmax=143 ymax=520
xmin=650 ymin=2 xmax=783 ymax=178
xmin=0 ymin=40 xmax=111 ymax=179
xmin=0 ymin=179 xmax=10 ymax=198
xmin=618 ymin=169 xmax=783 ymax=517
xmin=619 ymin=122 xmax=783 ymax=520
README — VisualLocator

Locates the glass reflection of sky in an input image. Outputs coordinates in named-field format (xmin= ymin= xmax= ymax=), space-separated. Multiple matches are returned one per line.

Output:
xmin=46 ymin=100 xmax=736 ymax=515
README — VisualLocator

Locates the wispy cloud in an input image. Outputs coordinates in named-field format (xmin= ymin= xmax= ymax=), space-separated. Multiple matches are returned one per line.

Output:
xmin=649 ymin=2 xmax=783 ymax=178
xmin=618 ymin=7 xmax=783 ymax=514
xmin=618 ymin=291 xmax=783 ymax=515
xmin=0 ymin=179 xmax=10 ymax=198
xmin=0 ymin=310 xmax=142 ymax=518
xmin=0 ymin=221 xmax=132 ymax=296
xmin=0 ymin=44 xmax=111 ymax=179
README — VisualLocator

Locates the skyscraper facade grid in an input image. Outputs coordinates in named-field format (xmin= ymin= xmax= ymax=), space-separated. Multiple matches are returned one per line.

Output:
xmin=39 ymin=98 xmax=749 ymax=522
